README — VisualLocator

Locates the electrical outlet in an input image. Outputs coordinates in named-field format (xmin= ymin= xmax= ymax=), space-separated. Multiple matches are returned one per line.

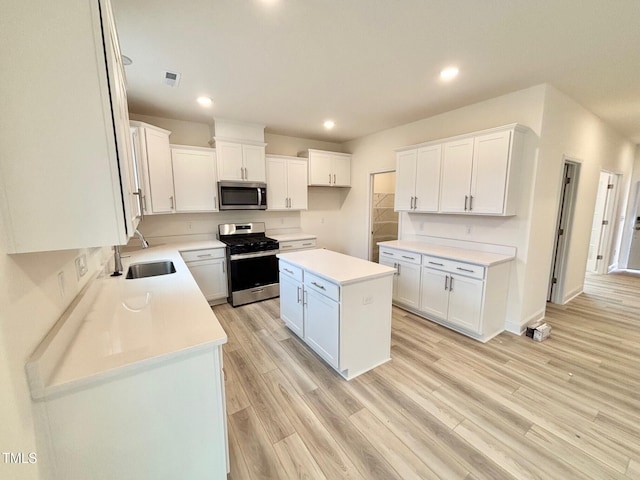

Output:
xmin=75 ymin=254 xmax=88 ymax=279
xmin=466 ymin=225 xmax=472 ymax=235
xmin=187 ymin=222 xmax=192 ymax=231
xmin=363 ymin=295 xmax=373 ymax=305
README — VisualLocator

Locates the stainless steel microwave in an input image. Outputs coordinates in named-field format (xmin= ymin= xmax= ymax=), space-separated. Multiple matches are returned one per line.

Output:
xmin=218 ymin=181 xmax=267 ymax=210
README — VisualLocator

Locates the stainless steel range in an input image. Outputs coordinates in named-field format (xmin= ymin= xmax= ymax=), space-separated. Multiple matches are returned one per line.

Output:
xmin=218 ymin=222 xmax=279 ymax=307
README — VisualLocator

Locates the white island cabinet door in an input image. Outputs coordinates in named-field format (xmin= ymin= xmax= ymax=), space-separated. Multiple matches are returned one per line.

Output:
xmin=447 ymin=274 xmax=484 ymax=333
xmin=280 ymin=274 xmax=304 ymax=337
xmin=304 ymin=289 xmax=339 ymax=368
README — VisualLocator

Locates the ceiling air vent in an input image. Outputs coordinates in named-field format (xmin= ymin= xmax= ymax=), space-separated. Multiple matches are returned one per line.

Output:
xmin=162 ymin=70 xmax=181 ymax=87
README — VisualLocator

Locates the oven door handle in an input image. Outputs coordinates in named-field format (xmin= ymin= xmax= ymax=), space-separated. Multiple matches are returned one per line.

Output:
xmin=229 ymin=250 xmax=279 ymax=261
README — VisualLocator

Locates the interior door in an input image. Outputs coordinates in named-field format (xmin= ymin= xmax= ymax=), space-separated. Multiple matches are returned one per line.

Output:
xmin=587 ymin=171 xmax=612 ymax=272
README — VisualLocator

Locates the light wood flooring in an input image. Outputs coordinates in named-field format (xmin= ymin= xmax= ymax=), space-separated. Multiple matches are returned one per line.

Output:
xmin=213 ymin=272 xmax=640 ymax=479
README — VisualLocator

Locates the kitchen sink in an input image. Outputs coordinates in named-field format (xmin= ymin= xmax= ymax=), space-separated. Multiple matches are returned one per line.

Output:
xmin=126 ymin=260 xmax=176 ymax=279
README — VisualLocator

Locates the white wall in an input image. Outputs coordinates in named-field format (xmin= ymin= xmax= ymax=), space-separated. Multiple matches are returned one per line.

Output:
xmin=0 ymin=246 xmax=110 ymax=480
xmin=129 ymin=113 xmax=212 ymax=147
xmin=527 ymin=86 xmax=636 ymax=308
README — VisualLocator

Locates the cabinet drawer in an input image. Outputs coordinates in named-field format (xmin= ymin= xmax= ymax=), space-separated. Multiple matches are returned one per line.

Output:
xmin=181 ymin=248 xmax=225 ymax=263
xmin=379 ymin=247 xmax=421 ymax=265
xmin=448 ymin=260 xmax=485 ymax=280
xmin=279 ymin=261 xmax=303 ymax=282
xmin=422 ymin=255 xmax=485 ymax=279
xmin=279 ymin=239 xmax=317 ymax=251
xmin=422 ymin=255 xmax=456 ymax=271
xmin=304 ymin=272 xmax=339 ymax=302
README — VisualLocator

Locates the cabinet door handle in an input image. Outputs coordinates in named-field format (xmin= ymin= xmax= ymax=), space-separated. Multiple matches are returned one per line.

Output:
xmin=170 ymin=195 xmax=174 ymax=210
xmin=303 ymin=290 xmax=307 ymax=306
xmin=456 ymin=267 xmax=474 ymax=273
xmin=428 ymin=261 xmax=444 ymax=266
xmin=469 ymin=195 xmax=473 ymax=211
xmin=297 ymin=286 xmax=301 ymax=303
xmin=133 ymin=188 xmax=144 ymax=219
xmin=393 ymin=262 xmax=399 ymax=275
xmin=333 ymin=174 xmax=336 ymax=184
xmin=329 ymin=173 xmax=332 ymax=185
xmin=397 ymin=263 xmax=401 ymax=275
xmin=244 ymin=167 xmax=248 ymax=180
xmin=449 ymin=276 xmax=454 ymax=292
xmin=222 ymin=261 xmax=225 ymax=273
xmin=214 ymin=196 xmax=217 ymax=210
xmin=444 ymin=275 xmax=449 ymax=291
xmin=414 ymin=197 xmax=418 ymax=209
xmin=464 ymin=195 xmax=468 ymax=211
xmin=197 ymin=254 xmax=213 ymax=258
xmin=142 ymin=195 xmax=147 ymax=212
xmin=311 ymin=281 xmax=326 ymax=290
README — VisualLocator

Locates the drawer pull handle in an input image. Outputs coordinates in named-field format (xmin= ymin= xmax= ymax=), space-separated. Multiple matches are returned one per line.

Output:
xmin=401 ymin=255 xmax=415 ymax=260
xmin=456 ymin=267 xmax=474 ymax=273
xmin=302 ymin=243 xmax=313 ymax=246
xmin=282 ymin=245 xmax=292 ymax=249
xmin=382 ymin=252 xmax=394 ymax=256
xmin=284 ymin=268 xmax=294 ymax=274
xmin=197 ymin=254 xmax=213 ymax=258
xmin=311 ymin=281 xmax=326 ymax=290
xmin=428 ymin=261 xmax=444 ymax=266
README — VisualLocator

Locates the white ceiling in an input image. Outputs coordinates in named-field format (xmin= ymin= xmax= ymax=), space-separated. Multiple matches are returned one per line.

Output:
xmin=111 ymin=0 xmax=640 ymax=144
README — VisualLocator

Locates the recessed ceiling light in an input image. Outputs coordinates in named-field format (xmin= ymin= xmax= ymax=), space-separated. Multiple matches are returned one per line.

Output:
xmin=440 ymin=66 xmax=459 ymax=81
xmin=324 ymin=120 xmax=335 ymax=130
xmin=197 ymin=96 xmax=213 ymax=107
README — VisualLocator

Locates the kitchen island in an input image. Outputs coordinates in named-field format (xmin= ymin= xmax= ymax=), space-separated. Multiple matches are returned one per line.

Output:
xmin=277 ymin=249 xmax=395 ymax=380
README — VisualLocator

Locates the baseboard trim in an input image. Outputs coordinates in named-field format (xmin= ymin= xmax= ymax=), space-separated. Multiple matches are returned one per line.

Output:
xmin=505 ymin=308 xmax=545 ymax=335
xmin=562 ymin=286 xmax=583 ymax=304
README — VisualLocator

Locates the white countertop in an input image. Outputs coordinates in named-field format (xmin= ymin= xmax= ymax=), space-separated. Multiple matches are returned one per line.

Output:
xmin=277 ymin=249 xmax=395 ymax=285
xmin=268 ymin=232 xmax=317 ymax=242
xmin=31 ymin=241 xmax=228 ymax=398
xmin=378 ymin=240 xmax=514 ymax=266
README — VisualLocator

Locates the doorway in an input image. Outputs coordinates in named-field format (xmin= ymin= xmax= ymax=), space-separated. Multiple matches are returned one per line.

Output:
xmin=586 ymin=171 xmax=619 ymax=274
xmin=548 ymin=160 xmax=580 ymax=303
xmin=369 ymin=171 xmax=398 ymax=262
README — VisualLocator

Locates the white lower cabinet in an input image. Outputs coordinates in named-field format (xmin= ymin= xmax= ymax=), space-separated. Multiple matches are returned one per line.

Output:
xmin=279 ymin=267 xmax=304 ymax=337
xmin=380 ymin=244 xmax=512 ymax=342
xmin=181 ymin=248 xmax=228 ymax=304
xmin=379 ymin=248 xmax=421 ymax=309
xmin=278 ymin=251 xmax=393 ymax=380
xmin=304 ymin=286 xmax=340 ymax=368
xmin=420 ymin=267 xmax=483 ymax=333
xmin=278 ymin=238 xmax=317 ymax=253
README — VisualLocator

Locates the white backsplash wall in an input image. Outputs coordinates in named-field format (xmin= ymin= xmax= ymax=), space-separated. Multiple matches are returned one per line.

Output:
xmin=133 ymin=210 xmax=303 ymax=244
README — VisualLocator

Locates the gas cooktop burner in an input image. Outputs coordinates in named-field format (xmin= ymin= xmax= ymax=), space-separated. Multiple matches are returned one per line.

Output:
xmin=218 ymin=222 xmax=279 ymax=255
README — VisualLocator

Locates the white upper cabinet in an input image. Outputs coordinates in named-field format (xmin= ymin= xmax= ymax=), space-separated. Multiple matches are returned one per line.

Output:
xmin=440 ymin=138 xmax=475 ymax=213
xmin=0 ymin=0 xmax=137 ymax=253
xmin=302 ymin=149 xmax=351 ymax=187
xmin=395 ymin=144 xmax=441 ymax=212
xmin=130 ymin=122 xmax=174 ymax=214
xmin=266 ymin=155 xmax=308 ymax=210
xmin=397 ymin=124 xmax=527 ymax=217
xmin=213 ymin=119 xmax=266 ymax=182
xmin=172 ymin=146 xmax=218 ymax=212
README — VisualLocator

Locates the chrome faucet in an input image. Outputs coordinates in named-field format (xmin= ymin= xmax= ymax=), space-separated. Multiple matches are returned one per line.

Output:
xmin=134 ymin=229 xmax=150 ymax=249
xmin=111 ymin=230 xmax=150 ymax=276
